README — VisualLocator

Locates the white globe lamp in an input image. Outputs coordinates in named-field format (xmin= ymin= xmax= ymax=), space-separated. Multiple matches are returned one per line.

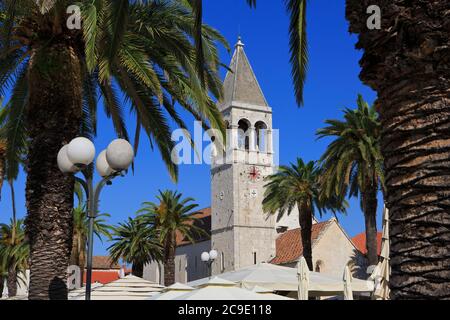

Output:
xmin=201 ymin=252 xmax=210 ymax=262
xmin=209 ymin=250 xmax=218 ymax=261
xmin=105 ymin=139 xmax=134 ymax=171
xmin=67 ymin=137 xmax=96 ymax=166
xmin=96 ymin=150 xmax=115 ymax=177
xmin=57 ymin=145 xmax=79 ymax=173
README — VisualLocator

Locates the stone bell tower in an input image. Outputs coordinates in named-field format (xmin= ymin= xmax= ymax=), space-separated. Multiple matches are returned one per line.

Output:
xmin=211 ymin=38 xmax=276 ymax=275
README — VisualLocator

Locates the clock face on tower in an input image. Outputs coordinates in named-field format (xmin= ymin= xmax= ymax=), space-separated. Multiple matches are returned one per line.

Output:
xmin=247 ymin=166 xmax=261 ymax=182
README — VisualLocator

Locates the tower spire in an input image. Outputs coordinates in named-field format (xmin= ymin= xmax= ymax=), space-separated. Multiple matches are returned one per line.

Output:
xmin=220 ymin=38 xmax=268 ymax=109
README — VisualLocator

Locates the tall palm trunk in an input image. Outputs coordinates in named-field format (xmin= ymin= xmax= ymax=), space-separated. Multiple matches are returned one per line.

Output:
xmin=347 ymin=0 xmax=450 ymax=299
xmin=361 ymin=185 xmax=378 ymax=266
xmin=0 ymin=142 xmax=5 ymax=200
xmin=7 ymin=180 xmax=18 ymax=297
xmin=7 ymin=267 xmax=17 ymax=297
xmin=0 ymin=276 xmax=4 ymax=297
xmin=298 ymin=202 xmax=313 ymax=271
xmin=10 ymin=180 xmax=16 ymax=224
xmin=163 ymin=233 xmax=176 ymax=286
xmin=25 ymin=43 xmax=82 ymax=300
xmin=132 ymin=263 xmax=144 ymax=278
xmin=78 ymin=241 xmax=86 ymax=285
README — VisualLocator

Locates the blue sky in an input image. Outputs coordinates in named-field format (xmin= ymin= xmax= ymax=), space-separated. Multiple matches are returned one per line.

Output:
xmin=0 ymin=0 xmax=383 ymax=255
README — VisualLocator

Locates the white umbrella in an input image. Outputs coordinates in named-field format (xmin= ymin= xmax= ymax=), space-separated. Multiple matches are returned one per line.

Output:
xmin=297 ymin=257 xmax=309 ymax=300
xmin=370 ymin=206 xmax=390 ymax=300
xmin=251 ymin=286 xmax=294 ymax=300
xmin=176 ymin=277 xmax=292 ymax=300
xmin=68 ymin=282 xmax=103 ymax=299
xmin=148 ymin=283 xmax=195 ymax=300
xmin=343 ymin=265 xmax=353 ymax=300
xmin=70 ymin=275 xmax=164 ymax=300
xmin=188 ymin=262 xmax=373 ymax=295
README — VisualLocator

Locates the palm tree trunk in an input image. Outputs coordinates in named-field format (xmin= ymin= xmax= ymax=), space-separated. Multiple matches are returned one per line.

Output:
xmin=0 ymin=276 xmax=4 ymax=297
xmin=79 ymin=242 xmax=86 ymax=286
xmin=298 ymin=203 xmax=313 ymax=271
xmin=163 ymin=233 xmax=176 ymax=286
xmin=346 ymin=0 xmax=450 ymax=299
xmin=69 ymin=234 xmax=79 ymax=267
xmin=7 ymin=267 xmax=17 ymax=297
xmin=9 ymin=180 xmax=16 ymax=224
xmin=380 ymin=85 xmax=450 ymax=299
xmin=25 ymin=43 xmax=83 ymax=300
xmin=132 ymin=263 xmax=144 ymax=278
xmin=0 ymin=145 xmax=5 ymax=200
xmin=361 ymin=186 xmax=378 ymax=266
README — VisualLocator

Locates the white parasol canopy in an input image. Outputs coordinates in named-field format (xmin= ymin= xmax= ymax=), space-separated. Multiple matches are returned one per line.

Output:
xmin=148 ymin=282 xmax=195 ymax=300
xmin=70 ymin=275 xmax=164 ymax=300
xmin=176 ymin=277 xmax=292 ymax=300
xmin=343 ymin=265 xmax=353 ymax=300
xmin=250 ymin=286 xmax=294 ymax=300
xmin=188 ymin=262 xmax=373 ymax=295
xmin=297 ymin=257 xmax=309 ymax=300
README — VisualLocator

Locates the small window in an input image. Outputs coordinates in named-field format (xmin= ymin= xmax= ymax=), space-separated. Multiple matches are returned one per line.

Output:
xmin=221 ymin=252 xmax=225 ymax=272
xmin=253 ymin=252 xmax=257 ymax=265
xmin=255 ymin=121 xmax=268 ymax=152
xmin=238 ymin=119 xmax=250 ymax=150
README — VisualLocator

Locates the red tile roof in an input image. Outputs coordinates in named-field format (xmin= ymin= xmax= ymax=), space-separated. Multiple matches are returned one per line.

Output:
xmin=351 ymin=232 xmax=382 ymax=256
xmin=176 ymin=208 xmax=211 ymax=247
xmin=89 ymin=256 xmax=121 ymax=270
xmin=83 ymin=270 xmax=121 ymax=285
xmin=271 ymin=221 xmax=332 ymax=265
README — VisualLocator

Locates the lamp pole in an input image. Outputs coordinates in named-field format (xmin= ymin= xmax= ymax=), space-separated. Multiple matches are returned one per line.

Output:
xmin=58 ymin=138 xmax=134 ymax=300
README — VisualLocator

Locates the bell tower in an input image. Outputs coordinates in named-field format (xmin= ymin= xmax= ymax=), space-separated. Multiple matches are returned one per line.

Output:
xmin=211 ymin=38 xmax=276 ymax=274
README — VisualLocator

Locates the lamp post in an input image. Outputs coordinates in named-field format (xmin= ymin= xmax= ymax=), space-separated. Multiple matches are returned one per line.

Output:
xmin=57 ymin=137 xmax=134 ymax=300
xmin=201 ymin=249 xmax=218 ymax=278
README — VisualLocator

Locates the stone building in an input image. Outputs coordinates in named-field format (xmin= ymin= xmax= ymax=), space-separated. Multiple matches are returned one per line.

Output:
xmin=143 ymin=38 xmax=366 ymax=284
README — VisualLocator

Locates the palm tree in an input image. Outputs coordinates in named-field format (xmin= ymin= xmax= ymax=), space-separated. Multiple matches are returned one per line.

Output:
xmin=263 ymin=158 xmax=347 ymax=270
xmin=0 ymin=219 xmax=29 ymax=297
xmin=138 ymin=190 xmax=206 ymax=286
xmin=108 ymin=217 xmax=162 ymax=278
xmin=317 ymin=95 xmax=384 ymax=266
xmin=346 ymin=2 xmax=449 ymax=298
xmin=70 ymin=205 xmax=112 ymax=286
xmin=1 ymin=0 xmax=226 ymax=299
xmin=189 ymin=0 xmax=308 ymax=106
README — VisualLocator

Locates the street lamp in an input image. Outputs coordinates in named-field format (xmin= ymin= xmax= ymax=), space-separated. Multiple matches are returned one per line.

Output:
xmin=57 ymin=137 xmax=134 ymax=300
xmin=201 ymin=249 xmax=218 ymax=278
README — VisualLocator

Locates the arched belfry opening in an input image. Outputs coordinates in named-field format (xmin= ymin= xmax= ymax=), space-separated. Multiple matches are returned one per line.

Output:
xmin=255 ymin=121 xmax=268 ymax=152
xmin=238 ymin=119 xmax=250 ymax=151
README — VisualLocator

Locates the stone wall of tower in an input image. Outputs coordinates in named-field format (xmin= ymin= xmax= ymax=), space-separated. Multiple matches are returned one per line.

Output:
xmin=211 ymin=162 xmax=236 ymax=274
xmin=211 ymin=38 xmax=277 ymax=275
xmin=211 ymin=106 xmax=277 ymax=274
